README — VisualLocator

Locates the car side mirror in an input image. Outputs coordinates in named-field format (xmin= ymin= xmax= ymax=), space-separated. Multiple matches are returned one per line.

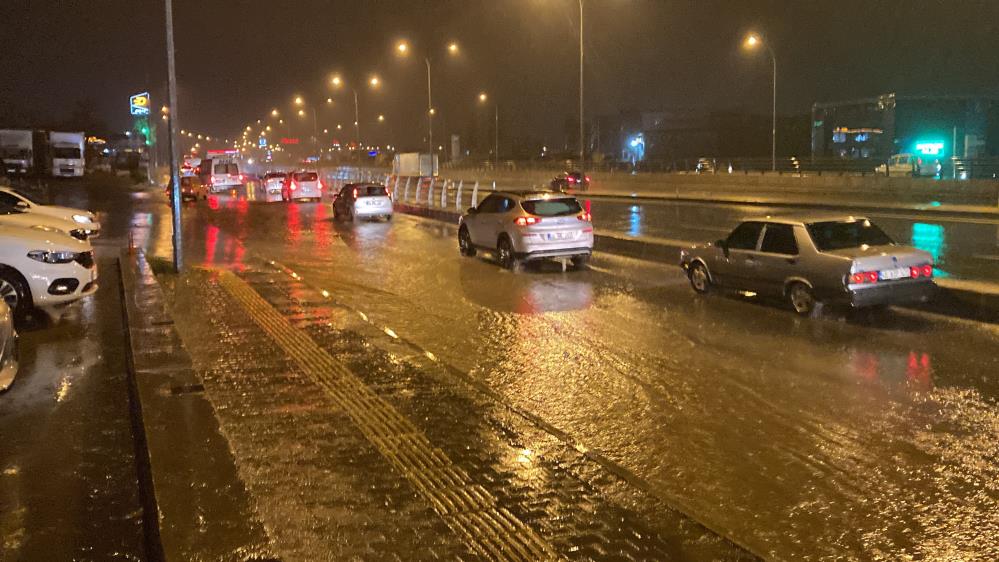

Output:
xmin=715 ymin=239 xmax=728 ymax=255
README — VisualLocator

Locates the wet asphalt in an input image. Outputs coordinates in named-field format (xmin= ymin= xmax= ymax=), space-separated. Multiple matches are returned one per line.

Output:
xmin=180 ymin=183 xmax=998 ymax=560
xmin=2 ymin=177 xmax=998 ymax=560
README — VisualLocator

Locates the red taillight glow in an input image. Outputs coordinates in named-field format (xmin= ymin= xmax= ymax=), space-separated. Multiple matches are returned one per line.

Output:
xmin=291 ymin=181 xmax=298 ymax=191
xmin=352 ymin=187 xmax=358 ymax=199
xmin=515 ymin=216 xmax=541 ymax=226
xmin=577 ymin=212 xmax=591 ymax=221
xmin=567 ymin=177 xmax=576 ymax=183
xmin=585 ymin=176 xmax=591 ymax=182
xmin=911 ymin=264 xmax=934 ymax=278
xmin=850 ymin=271 xmax=880 ymax=284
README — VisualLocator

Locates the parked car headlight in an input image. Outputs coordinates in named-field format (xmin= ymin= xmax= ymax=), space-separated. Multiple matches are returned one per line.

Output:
xmin=27 ymin=250 xmax=78 ymax=264
xmin=72 ymin=214 xmax=90 ymax=224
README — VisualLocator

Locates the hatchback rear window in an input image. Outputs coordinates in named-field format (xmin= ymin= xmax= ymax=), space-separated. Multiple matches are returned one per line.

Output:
xmin=357 ymin=185 xmax=388 ymax=196
xmin=214 ymin=163 xmax=239 ymax=175
xmin=521 ymin=198 xmax=582 ymax=217
xmin=294 ymin=172 xmax=318 ymax=182
xmin=807 ymin=220 xmax=894 ymax=251
xmin=264 ymin=172 xmax=286 ymax=179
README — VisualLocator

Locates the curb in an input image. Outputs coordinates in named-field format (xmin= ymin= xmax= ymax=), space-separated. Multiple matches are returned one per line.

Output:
xmin=393 ymin=203 xmax=999 ymax=324
xmin=118 ymin=251 xmax=275 ymax=561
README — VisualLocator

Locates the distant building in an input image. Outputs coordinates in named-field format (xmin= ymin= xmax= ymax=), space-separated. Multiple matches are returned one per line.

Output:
xmin=811 ymin=93 xmax=999 ymax=161
xmin=598 ymin=109 xmax=718 ymax=164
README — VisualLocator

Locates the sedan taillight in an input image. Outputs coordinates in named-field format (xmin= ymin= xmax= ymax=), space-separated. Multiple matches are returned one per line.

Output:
xmin=850 ymin=271 xmax=880 ymax=284
xmin=910 ymin=264 xmax=934 ymax=278
xmin=577 ymin=212 xmax=591 ymax=222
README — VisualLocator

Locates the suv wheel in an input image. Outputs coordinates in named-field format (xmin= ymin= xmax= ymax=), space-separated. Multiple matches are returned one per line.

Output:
xmin=689 ymin=263 xmax=711 ymax=294
xmin=0 ymin=269 xmax=31 ymax=321
xmin=496 ymin=236 xmax=518 ymax=270
xmin=458 ymin=226 xmax=476 ymax=257
xmin=788 ymin=282 xmax=818 ymax=316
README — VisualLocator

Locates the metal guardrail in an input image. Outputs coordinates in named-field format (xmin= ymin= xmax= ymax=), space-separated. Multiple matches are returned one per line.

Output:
xmin=330 ymin=170 xmax=501 ymax=212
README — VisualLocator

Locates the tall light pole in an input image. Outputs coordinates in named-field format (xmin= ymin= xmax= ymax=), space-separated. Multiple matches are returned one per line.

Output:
xmin=578 ymin=0 xmax=585 ymax=173
xmin=396 ymin=40 xmax=459 ymax=157
xmin=745 ymin=33 xmax=777 ymax=171
xmin=164 ymin=0 xmax=182 ymax=271
xmin=330 ymin=73 xmax=378 ymax=152
xmin=478 ymin=92 xmax=498 ymax=169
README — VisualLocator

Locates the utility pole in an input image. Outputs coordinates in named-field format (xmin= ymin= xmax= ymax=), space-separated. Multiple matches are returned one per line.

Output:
xmin=578 ymin=0 xmax=585 ymax=173
xmin=425 ymin=58 xmax=434 ymax=156
xmin=164 ymin=0 xmax=182 ymax=272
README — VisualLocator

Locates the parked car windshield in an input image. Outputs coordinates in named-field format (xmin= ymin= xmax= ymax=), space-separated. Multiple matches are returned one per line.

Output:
xmin=521 ymin=198 xmax=582 ymax=217
xmin=806 ymin=220 xmax=894 ymax=250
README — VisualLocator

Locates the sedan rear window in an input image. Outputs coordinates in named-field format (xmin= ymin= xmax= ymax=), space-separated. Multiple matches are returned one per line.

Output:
xmin=357 ymin=185 xmax=388 ymax=196
xmin=521 ymin=198 xmax=582 ymax=217
xmin=294 ymin=172 xmax=318 ymax=182
xmin=807 ymin=220 xmax=894 ymax=251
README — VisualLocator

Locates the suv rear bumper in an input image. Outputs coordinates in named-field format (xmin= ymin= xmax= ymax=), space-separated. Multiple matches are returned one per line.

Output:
xmin=515 ymin=247 xmax=592 ymax=261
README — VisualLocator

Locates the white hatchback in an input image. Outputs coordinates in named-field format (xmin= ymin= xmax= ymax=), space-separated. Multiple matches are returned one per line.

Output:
xmin=332 ymin=183 xmax=392 ymax=221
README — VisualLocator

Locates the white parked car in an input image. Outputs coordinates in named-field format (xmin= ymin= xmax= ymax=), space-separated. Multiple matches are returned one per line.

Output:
xmin=0 ymin=223 xmax=97 ymax=320
xmin=0 ymin=299 xmax=17 ymax=392
xmin=0 ymin=187 xmax=99 ymax=238
xmin=0 ymin=200 xmax=89 ymax=241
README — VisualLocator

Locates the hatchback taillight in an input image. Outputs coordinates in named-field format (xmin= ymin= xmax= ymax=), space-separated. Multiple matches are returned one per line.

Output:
xmin=577 ymin=212 xmax=591 ymax=222
xmin=352 ymin=187 xmax=358 ymax=199
xmin=515 ymin=216 xmax=541 ymax=226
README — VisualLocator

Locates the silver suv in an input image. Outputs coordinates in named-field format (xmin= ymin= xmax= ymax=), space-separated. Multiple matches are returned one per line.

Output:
xmin=458 ymin=191 xmax=593 ymax=270
xmin=679 ymin=215 xmax=935 ymax=315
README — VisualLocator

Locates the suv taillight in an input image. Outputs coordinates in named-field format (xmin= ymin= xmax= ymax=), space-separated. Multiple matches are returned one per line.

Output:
xmin=577 ymin=212 xmax=591 ymax=221
xmin=515 ymin=216 xmax=541 ymax=226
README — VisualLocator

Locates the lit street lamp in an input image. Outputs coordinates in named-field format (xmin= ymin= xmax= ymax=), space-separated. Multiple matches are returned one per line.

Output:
xmin=477 ymin=92 xmax=499 ymax=169
xmin=330 ymin=73 xmax=380 ymax=150
xmin=396 ymin=39 xmax=460 ymax=156
xmin=744 ymin=32 xmax=777 ymax=171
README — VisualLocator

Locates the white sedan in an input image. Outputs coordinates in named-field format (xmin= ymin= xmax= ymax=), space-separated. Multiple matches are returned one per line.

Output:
xmin=0 ymin=187 xmax=100 ymax=237
xmin=0 ymin=223 xmax=97 ymax=320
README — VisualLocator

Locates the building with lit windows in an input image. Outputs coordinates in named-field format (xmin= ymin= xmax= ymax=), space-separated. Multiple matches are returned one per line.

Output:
xmin=811 ymin=93 xmax=999 ymax=161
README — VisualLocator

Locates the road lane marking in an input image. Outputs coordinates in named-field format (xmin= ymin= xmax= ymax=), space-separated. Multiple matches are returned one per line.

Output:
xmin=218 ymin=270 xmax=562 ymax=562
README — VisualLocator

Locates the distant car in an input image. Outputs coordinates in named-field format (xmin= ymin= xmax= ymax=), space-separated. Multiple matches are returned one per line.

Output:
xmin=879 ymin=153 xmax=937 ymax=177
xmin=332 ymin=183 xmax=393 ymax=221
xmin=0 ymin=299 xmax=17 ymax=392
xmin=0 ymin=223 xmax=97 ymax=321
xmin=179 ymin=176 xmax=207 ymax=201
xmin=0 ymin=201 xmax=89 ymax=240
xmin=262 ymin=172 xmax=286 ymax=201
xmin=282 ymin=171 xmax=322 ymax=201
xmin=201 ymin=158 xmax=243 ymax=192
xmin=458 ymin=190 xmax=593 ymax=270
xmin=0 ymin=187 xmax=100 ymax=237
xmin=679 ymin=215 xmax=935 ymax=315
xmin=551 ymin=171 xmax=589 ymax=192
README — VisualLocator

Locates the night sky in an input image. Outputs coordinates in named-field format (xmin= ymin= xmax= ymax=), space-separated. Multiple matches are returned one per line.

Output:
xmin=2 ymin=1 xmax=998 ymax=149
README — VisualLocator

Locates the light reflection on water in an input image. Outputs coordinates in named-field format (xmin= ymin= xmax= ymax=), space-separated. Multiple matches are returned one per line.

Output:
xmin=910 ymin=222 xmax=948 ymax=277
xmin=629 ymin=205 xmax=642 ymax=237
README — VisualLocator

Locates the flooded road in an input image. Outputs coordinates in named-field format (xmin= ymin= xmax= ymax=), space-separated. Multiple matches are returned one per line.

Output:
xmin=177 ymin=188 xmax=999 ymax=560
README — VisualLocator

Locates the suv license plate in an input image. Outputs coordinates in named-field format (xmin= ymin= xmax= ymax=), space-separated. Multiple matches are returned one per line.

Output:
xmin=878 ymin=267 xmax=910 ymax=281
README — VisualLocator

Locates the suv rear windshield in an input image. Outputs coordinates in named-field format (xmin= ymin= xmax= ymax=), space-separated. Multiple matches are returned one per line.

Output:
xmin=356 ymin=185 xmax=388 ymax=196
xmin=264 ymin=172 xmax=286 ymax=179
xmin=294 ymin=172 xmax=318 ymax=181
xmin=521 ymin=198 xmax=582 ymax=217
xmin=807 ymin=220 xmax=894 ymax=251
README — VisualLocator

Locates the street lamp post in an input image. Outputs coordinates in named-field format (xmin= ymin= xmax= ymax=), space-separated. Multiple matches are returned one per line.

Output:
xmin=396 ymin=40 xmax=458 ymax=158
xmin=164 ymin=0 xmax=182 ymax=271
xmin=578 ymin=0 xmax=585 ymax=174
xmin=745 ymin=33 xmax=777 ymax=171
xmin=478 ymin=92 xmax=499 ymax=169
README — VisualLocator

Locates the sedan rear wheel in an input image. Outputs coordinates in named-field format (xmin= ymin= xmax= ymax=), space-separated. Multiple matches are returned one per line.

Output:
xmin=689 ymin=263 xmax=711 ymax=294
xmin=788 ymin=282 xmax=817 ymax=316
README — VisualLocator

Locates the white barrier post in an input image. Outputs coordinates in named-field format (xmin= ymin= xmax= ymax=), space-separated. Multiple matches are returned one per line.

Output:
xmin=455 ymin=180 xmax=463 ymax=210
xmin=492 ymin=180 xmax=496 ymax=191
xmin=471 ymin=181 xmax=480 ymax=207
xmin=440 ymin=179 xmax=447 ymax=207
xmin=427 ymin=177 xmax=436 ymax=206
xmin=415 ymin=177 xmax=423 ymax=203
xmin=403 ymin=177 xmax=411 ymax=201
xmin=393 ymin=175 xmax=401 ymax=202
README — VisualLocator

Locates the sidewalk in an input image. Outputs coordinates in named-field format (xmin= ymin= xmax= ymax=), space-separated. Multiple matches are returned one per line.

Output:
xmin=123 ymin=250 xmax=756 ymax=561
